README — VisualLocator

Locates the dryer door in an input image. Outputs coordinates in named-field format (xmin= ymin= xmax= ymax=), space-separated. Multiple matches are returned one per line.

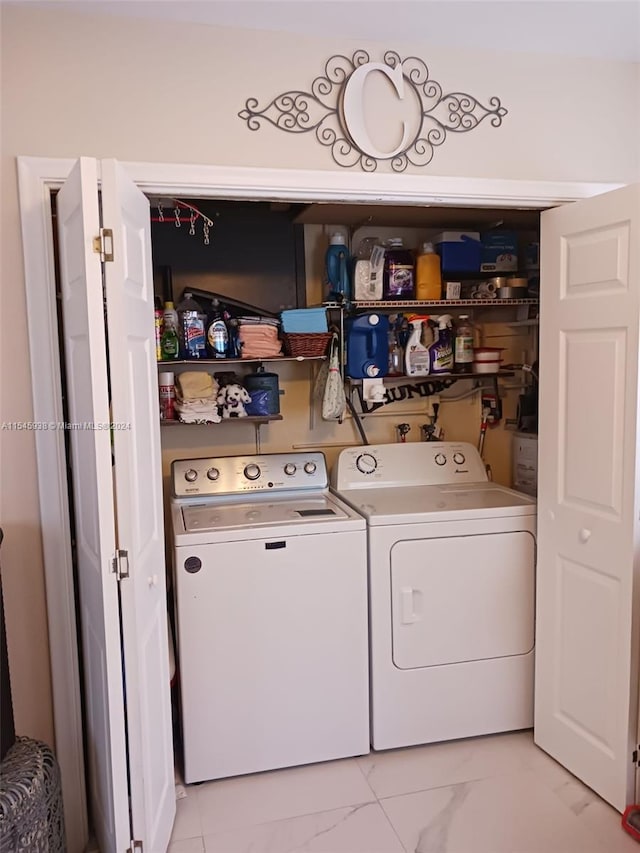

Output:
xmin=391 ymin=532 xmax=535 ymax=669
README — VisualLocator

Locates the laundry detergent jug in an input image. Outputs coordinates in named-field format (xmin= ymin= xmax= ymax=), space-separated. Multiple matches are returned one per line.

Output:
xmin=345 ymin=313 xmax=389 ymax=379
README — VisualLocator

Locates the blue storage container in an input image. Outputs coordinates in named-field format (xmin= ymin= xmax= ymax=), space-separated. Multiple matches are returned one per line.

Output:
xmin=433 ymin=231 xmax=481 ymax=274
xmin=345 ymin=314 xmax=389 ymax=379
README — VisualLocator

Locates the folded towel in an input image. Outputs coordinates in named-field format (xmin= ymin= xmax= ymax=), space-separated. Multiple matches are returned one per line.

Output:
xmin=238 ymin=324 xmax=283 ymax=358
xmin=176 ymin=372 xmax=215 ymax=400
xmin=175 ymin=396 xmax=221 ymax=424
xmin=176 ymin=411 xmax=222 ymax=425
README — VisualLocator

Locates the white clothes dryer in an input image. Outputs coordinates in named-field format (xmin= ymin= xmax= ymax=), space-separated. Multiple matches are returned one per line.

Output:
xmin=332 ymin=441 xmax=536 ymax=751
xmin=171 ymin=452 xmax=370 ymax=783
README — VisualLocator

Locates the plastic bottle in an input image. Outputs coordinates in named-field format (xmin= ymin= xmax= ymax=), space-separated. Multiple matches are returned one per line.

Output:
xmin=387 ymin=329 xmax=403 ymax=376
xmin=454 ymin=314 xmax=475 ymax=374
xmin=428 ymin=314 xmax=454 ymax=374
xmin=163 ymin=300 xmax=178 ymax=333
xmin=177 ymin=292 xmax=206 ymax=359
xmin=415 ymin=243 xmax=442 ymax=301
xmin=206 ymin=300 xmax=229 ymax=359
xmin=383 ymin=238 xmax=415 ymax=300
xmin=404 ymin=316 xmax=430 ymax=376
xmin=160 ymin=316 xmax=179 ymax=361
xmin=154 ymin=297 xmax=163 ymax=362
xmin=325 ymin=233 xmax=351 ymax=302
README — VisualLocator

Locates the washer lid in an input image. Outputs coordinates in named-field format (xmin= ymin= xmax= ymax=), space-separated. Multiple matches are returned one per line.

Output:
xmin=334 ymin=482 xmax=536 ymax=525
xmin=179 ymin=493 xmax=358 ymax=534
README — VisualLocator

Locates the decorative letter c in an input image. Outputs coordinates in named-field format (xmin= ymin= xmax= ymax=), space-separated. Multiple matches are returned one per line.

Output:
xmin=343 ymin=62 xmax=411 ymax=159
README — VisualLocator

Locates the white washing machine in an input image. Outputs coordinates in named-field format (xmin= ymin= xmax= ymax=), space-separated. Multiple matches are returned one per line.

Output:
xmin=332 ymin=441 xmax=537 ymax=751
xmin=171 ymin=452 xmax=369 ymax=784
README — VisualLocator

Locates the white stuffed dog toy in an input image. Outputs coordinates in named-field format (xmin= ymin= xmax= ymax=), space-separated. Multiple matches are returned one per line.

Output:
xmin=217 ymin=383 xmax=252 ymax=418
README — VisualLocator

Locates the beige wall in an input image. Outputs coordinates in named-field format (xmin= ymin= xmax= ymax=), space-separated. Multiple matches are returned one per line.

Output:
xmin=1 ymin=4 xmax=638 ymax=748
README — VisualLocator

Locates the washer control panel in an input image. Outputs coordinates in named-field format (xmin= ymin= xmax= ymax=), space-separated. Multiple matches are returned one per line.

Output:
xmin=332 ymin=442 xmax=488 ymax=490
xmin=172 ymin=452 xmax=328 ymax=498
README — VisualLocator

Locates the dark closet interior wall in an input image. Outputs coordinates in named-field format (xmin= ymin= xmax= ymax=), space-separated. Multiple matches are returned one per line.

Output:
xmin=150 ymin=200 xmax=308 ymax=315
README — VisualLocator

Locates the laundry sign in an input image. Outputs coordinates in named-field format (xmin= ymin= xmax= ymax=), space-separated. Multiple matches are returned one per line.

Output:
xmin=238 ymin=50 xmax=507 ymax=172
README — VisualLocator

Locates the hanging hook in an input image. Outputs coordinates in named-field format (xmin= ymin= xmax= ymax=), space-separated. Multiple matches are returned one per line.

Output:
xmin=157 ymin=201 xmax=164 ymax=222
xmin=189 ymin=210 xmax=197 ymax=236
xmin=174 ymin=206 xmax=181 ymax=228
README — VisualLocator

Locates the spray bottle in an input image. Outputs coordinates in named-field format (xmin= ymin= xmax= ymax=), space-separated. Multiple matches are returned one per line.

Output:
xmin=404 ymin=315 xmax=431 ymax=376
xmin=428 ymin=314 xmax=454 ymax=374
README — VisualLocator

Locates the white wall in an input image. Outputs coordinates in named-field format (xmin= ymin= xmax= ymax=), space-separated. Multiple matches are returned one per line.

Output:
xmin=1 ymin=2 xmax=638 ymax=752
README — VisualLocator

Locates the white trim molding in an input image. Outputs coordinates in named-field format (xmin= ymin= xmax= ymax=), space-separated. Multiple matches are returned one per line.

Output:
xmin=17 ymin=157 xmax=88 ymax=853
xmin=15 ymin=154 xmax=624 ymax=851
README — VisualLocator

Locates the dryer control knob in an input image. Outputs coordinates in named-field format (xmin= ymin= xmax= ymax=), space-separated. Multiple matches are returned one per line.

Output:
xmin=435 ymin=453 xmax=447 ymax=466
xmin=184 ymin=469 xmax=198 ymax=482
xmin=244 ymin=463 xmax=261 ymax=481
xmin=207 ymin=467 xmax=220 ymax=481
xmin=284 ymin=463 xmax=297 ymax=476
xmin=453 ymin=452 xmax=466 ymax=464
xmin=304 ymin=461 xmax=317 ymax=475
xmin=356 ymin=453 xmax=377 ymax=474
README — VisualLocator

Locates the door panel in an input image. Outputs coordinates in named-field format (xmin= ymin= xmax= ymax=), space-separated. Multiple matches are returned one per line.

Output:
xmin=391 ymin=533 xmax=535 ymax=669
xmin=100 ymin=160 xmax=175 ymax=850
xmin=174 ymin=532 xmax=369 ymax=783
xmin=562 ymin=329 xmax=625 ymax=514
xmin=536 ymin=183 xmax=640 ymax=812
xmin=56 ymin=158 xmax=130 ymax=853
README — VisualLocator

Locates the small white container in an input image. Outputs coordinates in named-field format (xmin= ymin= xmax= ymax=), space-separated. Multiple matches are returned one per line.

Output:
xmin=472 ymin=361 xmax=502 ymax=374
xmin=473 ymin=347 xmax=504 ymax=363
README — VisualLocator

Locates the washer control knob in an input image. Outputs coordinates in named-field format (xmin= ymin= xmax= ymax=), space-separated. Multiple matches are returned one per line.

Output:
xmin=207 ymin=467 xmax=220 ymax=481
xmin=435 ymin=453 xmax=447 ymax=466
xmin=284 ymin=463 xmax=297 ymax=476
xmin=453 ymin=452 xmax=466 ymax=465
xmin=244 ymin=463 xmax=261 ymax=481
xmin=184 ymin=469 xmax=198 ymax=482
xmin=304 ymin=461 xmax=317 ymax=475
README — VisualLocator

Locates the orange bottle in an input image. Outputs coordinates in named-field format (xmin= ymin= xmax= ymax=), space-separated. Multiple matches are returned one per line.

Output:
xmin=415 ymin=243 xmax=442 ymax=301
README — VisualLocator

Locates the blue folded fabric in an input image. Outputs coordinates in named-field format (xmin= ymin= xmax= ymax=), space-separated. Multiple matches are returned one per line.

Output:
xmin=280 ymin=308 xmax=328 ymax=334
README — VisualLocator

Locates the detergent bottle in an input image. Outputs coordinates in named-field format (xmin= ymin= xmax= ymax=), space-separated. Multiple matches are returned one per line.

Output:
xmin=177 ymin=292 xmax=206 ymax=359
xmin=428 ymin=314 xmax=454 ymax=374
xmin=325 ymin=233 xmax=351 ymax=302
xmin=415 ymin=242 xmax=442 ymax=301
xmin=404 ymin=315 xmax=431 ymax=376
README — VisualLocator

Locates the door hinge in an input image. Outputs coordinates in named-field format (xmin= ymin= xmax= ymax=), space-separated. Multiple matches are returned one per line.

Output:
xmin=93 ymin=227 xmax=114 ymax=262
xmin=112 ymin=549 xmax=130 ymax=580
xmin=633 ymin=747 xmax=640 ymax=767
xmin=127 ymin=841 xmax=143 ymax=853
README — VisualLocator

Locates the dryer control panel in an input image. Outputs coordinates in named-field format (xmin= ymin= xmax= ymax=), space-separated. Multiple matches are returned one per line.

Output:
xmin=332 ymin=442 xmax=488 ymax=490
xmin=172 ymin=452 xmax=328 ymax=498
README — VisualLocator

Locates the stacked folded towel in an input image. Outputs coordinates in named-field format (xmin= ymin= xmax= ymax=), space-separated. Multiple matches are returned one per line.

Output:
xmin=238 ymin=318 xmax=282 ymax=359
xmin=175 ymin=372 xmax=221 ymax=424
xmin=280 ymin=308 xmax=328 ymax=334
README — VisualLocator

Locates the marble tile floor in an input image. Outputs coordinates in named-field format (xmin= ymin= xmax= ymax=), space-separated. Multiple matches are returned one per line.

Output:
xmin=169 ymin=730 xmax=637 ymax=853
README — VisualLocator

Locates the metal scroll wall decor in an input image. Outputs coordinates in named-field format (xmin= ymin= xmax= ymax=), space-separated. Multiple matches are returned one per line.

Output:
xmin=238 ymin=50 xmax=507 ymax=172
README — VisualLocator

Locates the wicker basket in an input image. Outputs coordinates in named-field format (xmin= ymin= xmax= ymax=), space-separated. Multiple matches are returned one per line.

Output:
xmin=282 ymin=332 xmax=332 ymax=358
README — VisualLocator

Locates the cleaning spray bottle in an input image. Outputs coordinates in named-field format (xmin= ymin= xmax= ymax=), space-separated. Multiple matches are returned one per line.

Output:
xmin=428 ymin=314 xmax=454 ymax=374
xmin=404 ymin=315 xmax=431 ymax=376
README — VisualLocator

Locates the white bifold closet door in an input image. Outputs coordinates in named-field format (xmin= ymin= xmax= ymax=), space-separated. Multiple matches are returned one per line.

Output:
xmin=536 ymin=183 xmax=640 ymax=811
xmin=57 ymin=157 xmax=175 ymax=853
